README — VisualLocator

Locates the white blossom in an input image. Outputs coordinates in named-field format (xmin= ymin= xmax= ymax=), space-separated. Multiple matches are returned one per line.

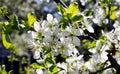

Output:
xmin=34 ymin=22 xmax=41 ymax=32
xmin=73 ymin=37 xmax=80 ymax=46
xmin=47 ymin=14 xmax=53 ymax=22
xmin=36 ymin=69 xmax=43 ymax=74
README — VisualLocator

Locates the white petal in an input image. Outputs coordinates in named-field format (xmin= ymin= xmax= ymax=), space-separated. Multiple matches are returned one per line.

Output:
xmin=43 ymin=28 xmax=52 ymax=36
xmin=47 ymin=14 xmax=53 ymax=22
xmin=34 ymin=50 xmax=40 ymax=59
xmin=43 ymin=36 xmax=52 ymax=43
xmin=105 ymin=70 xmax=112 ymax=74
xmin=64 ymin=49 xmax=72 ymax=56
xmin=41 ymin=20 xmax=47 ymax=29
xmin=58 ymin=70 xmax=66 ymax=74
xmin=27 ymin=31 xmax=37 ymax=39
xmin=57 ymin=62 xmax=67 ymax=71
xmin=87 ymin=25 xmax=94 ymax=33
xmin=60 ymin=37 xmax=64 ymax=44
xmin=19 ymin=24 xmax=25 ymax=28
xmin=75 ymin=28 xmax=84 ymax=36
xmin=61 ymin=31 xmax=70 ymax=37
xmin=103 ymin=19 xmax=108 ymax=24
xmin=34 ymin=22 xmax=40 ymax=32
xmin=92 ymin=18 xmax=99 ymax=24
xmin=36 ymin=69 xmax=43 ymax=74
xmin=73 ymin=37 xmax=80 ymax=46
xmin=36 ymin=59 xmax=44 ymax=63
xmin=96 ymin=40 xmax=101 ymax=50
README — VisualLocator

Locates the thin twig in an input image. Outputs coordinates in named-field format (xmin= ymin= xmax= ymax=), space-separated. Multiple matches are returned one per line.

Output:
xmin=54 ymin=0 xmax=68 ymax=8
xmin=90 ymin=65 xmax=112 ymax=74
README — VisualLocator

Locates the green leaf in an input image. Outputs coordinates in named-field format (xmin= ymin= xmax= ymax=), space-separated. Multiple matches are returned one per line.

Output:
xmin=72 ymin=15 xmax=84 ymax=22
xmin=27 ymin=12 xmax=36 ymax=27
xmin=30 ymin=63 xmax=43 ymax=69
xmin=66 ymin=3 xmax=79 ymax=18
xmin=100 ymin=0 xmax=110 ymax=3
xmin=58 ymin=3 xmax=79 ymax=29
xmin=57 ymin=3 xmax=66 ymax=15
xmin=2 ymin=32 xmax=12 ymax=49
xmin=100 ymin=36 xmax=107 ymax=44
xmin=2 ymin=31 xmax=18 ymax=52
xmin=105 ymin=7 xmax=109 ymax=14
xmin=60 ymin=17 xmax=68 ymax=30
xmin=0 ymin=6 xmax=8 ymax=15
xmin=82 ymin=39 xmax=96 ymax=49
xmin=111 ymin=6 xmax=118 ymax=11
xmin=9 ymin=15 xmax=20 ymax=30
xmin=45 ymin=53 xmax=56 ymax=65
xmin=57 ymin=2 xmax=78 ymax=19
xmin=49 ymin=65 xmax=58 ymax=74
xmin=2 ymin=22 xmax=11 ymax=32
xmin=8 ymin=70 xmax=13 ymax=74
xmin=110 ymin=11 xmax=116 ymax=20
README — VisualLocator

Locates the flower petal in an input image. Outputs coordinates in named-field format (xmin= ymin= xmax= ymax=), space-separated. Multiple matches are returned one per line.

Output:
xmin=73 ymin=37 xmax=80 ymax=46
xmin=34 ymin=22 xmax=40 ymax=32
xmin=47 ymin=14 xmax=53 ymax=22
xmin=87 ymin=25 xmax=94 ymax=33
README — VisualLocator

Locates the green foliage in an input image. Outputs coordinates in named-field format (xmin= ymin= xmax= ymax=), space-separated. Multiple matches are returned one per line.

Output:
xmin=0 ymin=7 xmax=20 ymax=52
xmin=72 ymin=15 xmax=84 ymax=22
xmin=27 ymin=12 xmax=36 ymax=27
xmin=2 ymin=31 xmax=18 ymax=51
xmin=110 ymin=11 xmax=116 ymax=20
xmin=82 ymin=39 xmax=96 ymax=49
xmin=1 ymin=15 xmax=19 ymax=52
xmin=100 ymin=0 xmax=109 ymax=3
xmin=0 ymin=65 xmax=12 ymax=74
xmin=9 ymin=15 xmax=20 ymax=30
xmin=0 ymin=6 xmax=8 ymax=16
xmin=45 ymin=52 xmax=56 ymax=65
xmin=30 ymin=63 xmax=42 ymax=69
xmin=64 ymin=3 xmax=79 ymax=18
xmin=2 ymin=32 xmax=12 ymax=49
xmin=110 ymin=6 xmax=117 ymax=20
xmin=2 ymin=15 xmax=20 ymax=32
xmin=57 ymin=3 xmax=66 ymax=15
xmin=49 ymin=65 xmax=58 ymax=74
xmin=58 ymin=2 xmax=84 ymax=29
xmin=24 ymin=67 xmax=31 ymax=74
xmin=99 ymin=36 xmax=107 ymax=44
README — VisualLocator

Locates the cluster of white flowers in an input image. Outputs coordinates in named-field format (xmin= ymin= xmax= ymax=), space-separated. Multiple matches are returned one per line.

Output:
xmin=28 ymin=14 xmax=86 ymax=74
xmin=27 ymin=0 xmax=120 ymax=74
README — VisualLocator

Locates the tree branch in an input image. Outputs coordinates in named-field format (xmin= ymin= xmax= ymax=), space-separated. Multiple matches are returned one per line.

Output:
xmin=54 ymin=0 xmax=68 ymax=8
xmin=107 ymin=51 xmax=120 ymax=74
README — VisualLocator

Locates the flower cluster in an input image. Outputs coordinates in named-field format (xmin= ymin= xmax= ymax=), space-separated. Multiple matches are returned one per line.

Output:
xmin=28 ymin=14 xmax=85 ymax=74
xmin=27 ymin=0 xmax=120 ymax=74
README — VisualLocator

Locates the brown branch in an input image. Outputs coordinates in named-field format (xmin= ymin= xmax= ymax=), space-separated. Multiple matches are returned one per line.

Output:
xmin=107 ymin=51 xmax=120 ymax=74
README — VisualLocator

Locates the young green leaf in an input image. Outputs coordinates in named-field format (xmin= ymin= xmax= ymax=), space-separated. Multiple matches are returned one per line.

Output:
xmin=67 ymin=2 xmax=79 ymax=18
xmin=111 ymin=6 xmax=118 ymax=11
xmin=2 ymin=31 xmax=18 ymax=52
xmin=9 ymin=15 xmax=20 ymax=30
xmin=49 ymin=65 xmax=58 ymax=74
xmin=2 ymin=32 xmax=12 ymax=49
xmin=27 ymin=12 xmax=36 ymax=27
xmin=72 ymin=15 xmax=84 ymax=22
xmin=57 ymin=3 xmax=66 ymax=15
xmin=110 ymin=11 xmax=116 ymax=20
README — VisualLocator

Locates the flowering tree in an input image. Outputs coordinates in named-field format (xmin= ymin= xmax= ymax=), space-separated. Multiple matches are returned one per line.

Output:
xmin=1 ymin=0 xmax=120 ymax=74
